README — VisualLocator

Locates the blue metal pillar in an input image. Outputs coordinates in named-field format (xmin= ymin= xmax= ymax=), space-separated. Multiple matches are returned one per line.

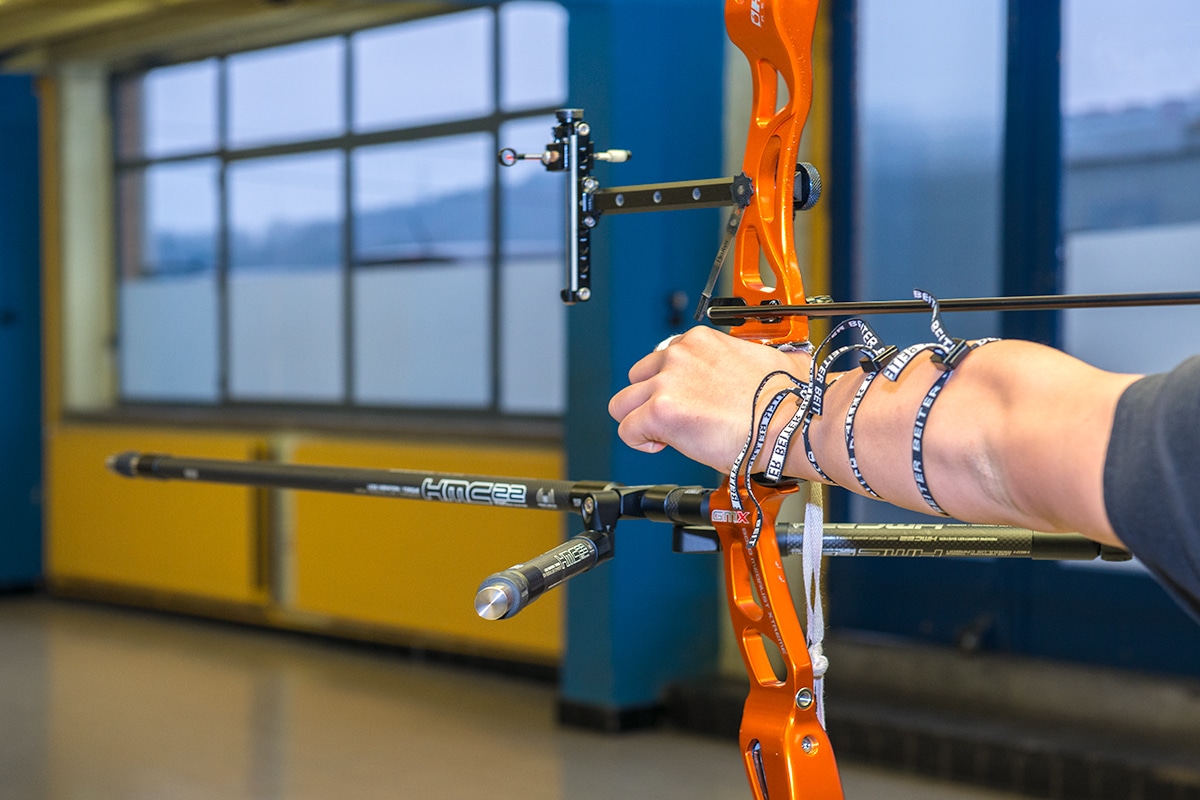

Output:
xmin=1001 ymin=0 xmax=1061 ymax=345
xmin=0 ymin=75 xmax=43 ymax=589
xmin=558 ymin=0 xmax=726 ymax=728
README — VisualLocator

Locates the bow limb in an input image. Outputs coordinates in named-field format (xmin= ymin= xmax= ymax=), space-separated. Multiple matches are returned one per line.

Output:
xmin=715 ymin=1 xmax=842 ymax=798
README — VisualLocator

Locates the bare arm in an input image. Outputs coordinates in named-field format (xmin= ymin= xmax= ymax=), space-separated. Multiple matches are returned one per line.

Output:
xmin=608 ymin=327 xmax=1142 ymax=547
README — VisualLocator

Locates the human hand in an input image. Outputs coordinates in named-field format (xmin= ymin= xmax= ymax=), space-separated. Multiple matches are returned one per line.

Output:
xmin=608 ymin=327 xmax=812 ymax=473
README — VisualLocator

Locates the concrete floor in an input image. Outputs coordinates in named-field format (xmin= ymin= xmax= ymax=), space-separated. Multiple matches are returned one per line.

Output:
xmin=0 ymin=595 xmax=1027 ymax=800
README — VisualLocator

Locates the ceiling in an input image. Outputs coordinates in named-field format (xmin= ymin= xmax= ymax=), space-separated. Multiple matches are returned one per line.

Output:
xmin=0 ymin=0 xmax=448 ymax=73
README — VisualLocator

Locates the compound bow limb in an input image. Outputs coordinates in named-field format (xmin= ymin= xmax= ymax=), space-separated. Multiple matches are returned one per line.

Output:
xmin=708 ymin=1 xmax=842 ymax=797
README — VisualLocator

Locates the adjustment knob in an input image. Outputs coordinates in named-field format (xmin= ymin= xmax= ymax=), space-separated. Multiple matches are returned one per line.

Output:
xmin=795 ymin=162 xmax=822 ymax=211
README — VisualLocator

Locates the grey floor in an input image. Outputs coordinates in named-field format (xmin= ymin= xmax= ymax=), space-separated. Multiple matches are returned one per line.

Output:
xmin=0 ymin=596 xmax=1027 ymax=800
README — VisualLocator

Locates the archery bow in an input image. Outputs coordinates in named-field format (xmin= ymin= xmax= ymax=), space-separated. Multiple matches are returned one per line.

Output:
xmin=501 ymin=1 xmax=836 ymax=792
xmin=703 ymin=2 xmax=842 ymax=798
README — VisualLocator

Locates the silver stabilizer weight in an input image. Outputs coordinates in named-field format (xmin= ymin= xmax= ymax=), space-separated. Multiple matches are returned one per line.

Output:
xmin=473 ymin=531 xmax=612 ymax=621
xmin=474 ymin=583 xmax=516 ymax=621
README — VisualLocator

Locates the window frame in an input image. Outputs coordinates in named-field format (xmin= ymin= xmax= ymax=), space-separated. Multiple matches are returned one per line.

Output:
xmin=110 ymin=3 xmax=568 ymax=423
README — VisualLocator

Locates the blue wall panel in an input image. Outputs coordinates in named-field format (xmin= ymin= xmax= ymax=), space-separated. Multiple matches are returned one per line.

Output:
xmin=0 ymin=76 xmax=43 ymax=588
xmin=560 ymin=0 xmax=726 ymax=721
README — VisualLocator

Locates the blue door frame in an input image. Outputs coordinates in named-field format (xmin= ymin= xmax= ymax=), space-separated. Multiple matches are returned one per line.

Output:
xmin=0 ymin=75 xmax=43 ymax=589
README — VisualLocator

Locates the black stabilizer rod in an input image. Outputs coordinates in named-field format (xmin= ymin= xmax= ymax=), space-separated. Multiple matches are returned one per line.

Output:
xmin=108 ymin=451 xmax=581 ymax=512
xmin=780 ymin=523 xmax=1131 ymax=562
xmin=108 ymin=452 xmax=715 ymax=525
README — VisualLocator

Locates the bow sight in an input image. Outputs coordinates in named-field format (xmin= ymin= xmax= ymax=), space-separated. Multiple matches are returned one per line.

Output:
xmin=498 ymin=108 xmax=821 ymax=311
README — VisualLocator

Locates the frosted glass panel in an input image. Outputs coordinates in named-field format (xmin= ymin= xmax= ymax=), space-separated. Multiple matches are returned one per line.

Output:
xmin=229 ymin=271 xmax=343 ymax=402
xmin=353 ymin=265 xmax=489 ymax=407
xmin=857 ymin=0 xmax=1005 ymax=346
xmin=353 ymin=10 xmax=492 ymax=131
xmin=500 ymin=258 xmax=564 ymax=413
xmin=500 ymin=117 xmax=565 ymax=414
xmin=229 ymin=38 xmax=343 ymax=148
xmin=1063 ymin=223 xmax=1200 ymax=375
xmin=120 ymin=275 xmax=219 ymax=402
xmin=500 ymin=3 xmax=568 ymax=112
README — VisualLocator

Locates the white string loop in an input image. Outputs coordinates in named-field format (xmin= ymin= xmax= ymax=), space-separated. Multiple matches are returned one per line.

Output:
xmin=801 ymin=483 xmax=827 ymax=728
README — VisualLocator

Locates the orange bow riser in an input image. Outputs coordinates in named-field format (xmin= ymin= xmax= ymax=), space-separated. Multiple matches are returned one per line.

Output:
xmin=711 ymin=1 xmax=843 ymax=798
xmin=724 ymin=0 xmax=817 ymax=347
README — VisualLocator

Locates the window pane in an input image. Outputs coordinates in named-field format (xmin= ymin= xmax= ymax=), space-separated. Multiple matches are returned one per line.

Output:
xmin=354 ymin=134 xmax=490 ymax=263
xmin=352 ymin=134 xmax=492 ymax=406
xmin=855 ymin=0 xmax=1005 ymax=522
xmin=500 ymin=117 xmax=565 ymax=414
xmin=353 ymin=10 xmax=493 ymax=132
xmin=228 ymin=152 xmax=343 ymax=401
xmin=1063 ymin=0 xmax=1200 ymax=116
xmin=118 ymin=60 xmax=218 ymax=159
xmin=120 ymin=160 xmax=219 ymax=278
xmin=229 ymin=152 xmax=342 ymax=270
xmin=1061 ymin=0 xmax=1200 ymax=374
xmin=500 ymin=3 xmax=568 ymax=112
xmin=229 ymin=38 xmax=344 ymax=149
xmin=857 ymin=0 xmax=1006 ymax=344
xmin=120 ymin=276 xmax=219 ymax=402
xmin=353 ymin=266 xmax=490 ymax=407
xmin=143 ymin=165 xmax=219 ymax=269
xmin=117 ymin=160 xmax=220 ymax=402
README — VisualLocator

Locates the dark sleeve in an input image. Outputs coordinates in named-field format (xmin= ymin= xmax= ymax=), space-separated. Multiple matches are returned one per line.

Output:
xmin=1103 ymin=355 xmax=1200 ymax=623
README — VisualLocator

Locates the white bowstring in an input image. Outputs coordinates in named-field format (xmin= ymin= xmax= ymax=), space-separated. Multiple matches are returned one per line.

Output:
xmin=801 ymin=482 xmax=828 ymax=728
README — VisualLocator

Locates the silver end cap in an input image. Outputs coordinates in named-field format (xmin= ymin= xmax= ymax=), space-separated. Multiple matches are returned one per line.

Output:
xmin=474 ymin=583 xmax=515 ymax=621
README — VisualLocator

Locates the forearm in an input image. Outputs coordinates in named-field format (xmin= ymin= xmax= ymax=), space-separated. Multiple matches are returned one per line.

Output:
xmin=784 ymin=340 xmax=1140 ymax=545
xmin=609 ymin=328 xmax=1141 ymax=548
